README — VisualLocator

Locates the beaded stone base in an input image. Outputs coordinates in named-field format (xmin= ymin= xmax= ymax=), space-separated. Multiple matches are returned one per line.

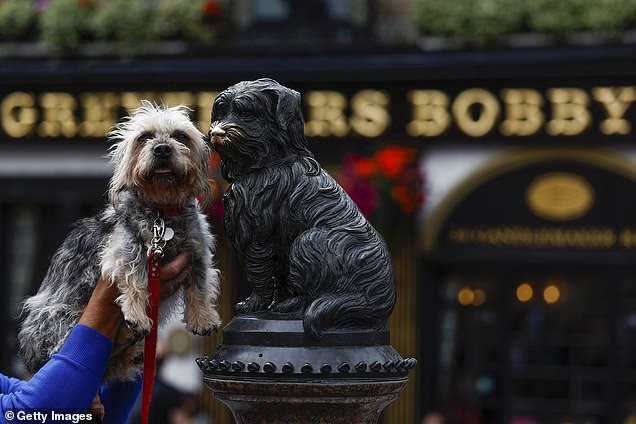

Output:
xmin=197 ymin=313 xmax=416 ymax=424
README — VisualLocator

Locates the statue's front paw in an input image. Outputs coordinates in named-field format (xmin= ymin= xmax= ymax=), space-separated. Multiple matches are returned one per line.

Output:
xmin=235 ymin=294 xmax=270 ymax=314
xmin=270 ymin=296 xmax=304 ymax=314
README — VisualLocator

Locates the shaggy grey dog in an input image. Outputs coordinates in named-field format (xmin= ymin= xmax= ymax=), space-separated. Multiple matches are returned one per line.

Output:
xmin=19 ymin=102 xmax=221 ymax=381
xmin=208 ymin=78 xmax=396 ymax=339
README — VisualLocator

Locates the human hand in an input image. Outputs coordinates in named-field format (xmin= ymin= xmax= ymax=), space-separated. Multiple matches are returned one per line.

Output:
xmin=158 ymin=252 xmax=190 ymax=302
xmin=88 ymin=393 xmax=105 ymax=422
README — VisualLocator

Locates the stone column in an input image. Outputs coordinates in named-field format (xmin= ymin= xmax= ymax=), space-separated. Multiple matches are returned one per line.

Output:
xmin=198 ymin=313 xmax=416 ymax=423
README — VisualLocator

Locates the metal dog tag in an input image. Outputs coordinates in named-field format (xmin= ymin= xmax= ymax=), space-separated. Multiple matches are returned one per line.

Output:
xmin=164 ymin=227 xmax=174 ymax=241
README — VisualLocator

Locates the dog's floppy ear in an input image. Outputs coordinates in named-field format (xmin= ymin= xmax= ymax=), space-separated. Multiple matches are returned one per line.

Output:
xmin=256 ymin=78 xmax=301 ymax=130
xmin=273 ymin=86 xmax=302 ymax=129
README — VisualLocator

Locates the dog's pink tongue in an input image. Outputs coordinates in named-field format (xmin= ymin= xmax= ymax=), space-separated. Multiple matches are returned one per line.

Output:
xmin=155 ymin=167 xmax=172 ymax=174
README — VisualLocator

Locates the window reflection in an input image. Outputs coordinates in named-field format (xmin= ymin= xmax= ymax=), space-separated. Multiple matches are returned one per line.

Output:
xmin=435 ymin=270 xmax=636 ymax=423
xmin=233 ymin=0 xmax=371 ymax=43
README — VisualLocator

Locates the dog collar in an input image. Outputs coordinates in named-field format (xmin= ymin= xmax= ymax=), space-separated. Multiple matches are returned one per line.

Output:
xmin=159 ymin=205 xmax=185 ymax=217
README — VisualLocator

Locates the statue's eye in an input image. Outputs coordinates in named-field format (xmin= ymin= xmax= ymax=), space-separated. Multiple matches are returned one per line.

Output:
xmin=233 ymin=100 xmax=252 ymax=118
xmin=137 ymin=132 xmax=153 ymax=143
xmin=237 ymin=107 xmax=251 ymax=117
xmin=213 ymin=101 xmax=228 ymax=120
xmin=172 ymin=131 xmax=189 ymax=144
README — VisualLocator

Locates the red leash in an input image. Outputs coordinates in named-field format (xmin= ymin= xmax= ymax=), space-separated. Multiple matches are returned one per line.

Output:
xmin=142 ymin=215 xmax=169 ymax=424
xmin=142 ymin=250 xmax=161 ymax=424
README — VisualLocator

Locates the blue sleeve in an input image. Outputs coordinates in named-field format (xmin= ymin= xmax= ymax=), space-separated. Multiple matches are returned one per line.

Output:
xmin=0 ymin=324 xmax=113 ymax=420
xmin=99 ymin=377 xmax=142 ymax=424
xmin=0 ymin=375 xmax=26 ymax=395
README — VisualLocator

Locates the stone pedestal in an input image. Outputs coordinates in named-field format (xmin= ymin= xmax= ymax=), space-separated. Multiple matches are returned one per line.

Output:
xmin=197 ymin=313 xmax=416 ymax=424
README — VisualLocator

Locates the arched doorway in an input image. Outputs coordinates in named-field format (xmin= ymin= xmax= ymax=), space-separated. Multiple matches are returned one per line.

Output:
xmin=420 ymin=149 xmax=636 ymax=424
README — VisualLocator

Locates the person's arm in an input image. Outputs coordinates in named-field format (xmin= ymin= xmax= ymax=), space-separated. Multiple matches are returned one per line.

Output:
xmin=0 ymin=253 xmax=189 ymax=418
xmin=0 ymin=375 xmax=27 ymax=395
xmin=1 ymin=324 xmax=113 ymax=414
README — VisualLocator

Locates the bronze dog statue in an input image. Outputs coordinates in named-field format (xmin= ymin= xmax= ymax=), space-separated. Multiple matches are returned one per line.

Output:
xmin=208 ymin=78 xmax=395 ymax=339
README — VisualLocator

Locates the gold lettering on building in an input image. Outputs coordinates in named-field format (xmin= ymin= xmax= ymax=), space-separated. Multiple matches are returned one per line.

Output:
xmin=304 ymin=91 xmax=350 ymax=137
xmin=500 ymin=89 xmax=544 ymax=136
xmin=448 ymin=226 xmax=618 ymax=249
xmin=452 ymin=88 xmax=500 ymax=137
xmin=197 ymin=92 xmax=219 ymax=133
xmin=406 ymin=90 xmax=450 ymax=137
xmin=619 ymin=228 xmax=636 ymax=248
xmin=350 ymin=89 xmax=390 ymax=137
xmin=1 ymin=91 xmax=37 ymax=138
xmin=546 ymin=88 xmax=591 ymax=136
xmin=79 ymin=93 xmax=119 ymax=137
xmin=592 ymin=86 xmax=636 ymax=135
xmin=0 ymin=85 xmax=634 ymax=141
xmin=160 ymin=92 xmax=195 ymax=108
xmin=38 ymin=92 xmax=78 ymax=137
xmin=120 ymin=92 xmax=157 ymax=112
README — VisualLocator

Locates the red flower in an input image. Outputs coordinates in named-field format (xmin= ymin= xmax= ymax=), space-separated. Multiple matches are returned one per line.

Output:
xmin=374 ymin=145 xmax=416 ymax=178
xmin=338 ymin=146 xmax=424 ymax=226
xmin=353 ymin=157 xmax=375 ymax=178
xmin=202 ymin=0 xmax=222 ymax=16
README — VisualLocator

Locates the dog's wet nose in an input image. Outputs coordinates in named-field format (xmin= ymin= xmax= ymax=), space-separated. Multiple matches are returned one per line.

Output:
xmin=209 ymin=127 xmax=226 ymax=138
xmin=153 ymin=143 xmax=172 ymax=158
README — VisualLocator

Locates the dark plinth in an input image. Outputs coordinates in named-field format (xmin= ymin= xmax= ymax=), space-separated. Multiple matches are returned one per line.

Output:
xmin=197 ymin=313 xmax=416 ymax=424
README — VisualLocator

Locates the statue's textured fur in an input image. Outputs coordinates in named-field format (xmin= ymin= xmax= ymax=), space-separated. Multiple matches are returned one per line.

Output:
xmin=209 ymin=78 xmax=396 ymax=339
xmin=19 ymin=102 xmax=221 ymax=381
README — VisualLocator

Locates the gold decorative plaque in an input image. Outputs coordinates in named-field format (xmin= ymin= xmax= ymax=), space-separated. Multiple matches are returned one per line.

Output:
xmin=526 ymin=172 xmax=595 ymax=221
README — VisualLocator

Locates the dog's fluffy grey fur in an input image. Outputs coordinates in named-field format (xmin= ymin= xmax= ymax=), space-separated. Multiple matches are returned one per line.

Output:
xmin=209 ymin=78 xmax=395 ymax=339
xmin=19 ymin=102 xmax=221 ymax=381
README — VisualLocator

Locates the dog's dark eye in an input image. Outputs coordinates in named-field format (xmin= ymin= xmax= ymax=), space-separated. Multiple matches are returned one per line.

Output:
xmin=137 ymin=132 xmax=152 ymax=144
xmin=172 ymin=131 xmax=189 ymax=144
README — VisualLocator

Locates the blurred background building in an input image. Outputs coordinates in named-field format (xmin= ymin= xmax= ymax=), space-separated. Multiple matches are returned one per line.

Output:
xmin=1 ymin=0 xmax=636 ymax=423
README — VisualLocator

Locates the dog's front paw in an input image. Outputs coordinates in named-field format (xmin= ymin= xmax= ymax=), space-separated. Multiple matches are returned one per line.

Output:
xmin=120 ymin=295 xmax=152 ymax=337
xmin=115 ymin=325 xmax=147 ymax=346
xmin=124 ymin=320 xmax=151 ymax=343
xmin=190 ymin=326 xmax=217 ymax=336
xmin=122 ymin=311 xmax=152 ymax=341
xmin=235 ymin=294 xmax=270 ymax=314
xmin=185 ymin=307 xmax=221 ymax=336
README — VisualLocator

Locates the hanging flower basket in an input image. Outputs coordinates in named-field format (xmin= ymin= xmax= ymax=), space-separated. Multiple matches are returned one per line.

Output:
xmin=338 ymin=145 xmax=425 ymax=235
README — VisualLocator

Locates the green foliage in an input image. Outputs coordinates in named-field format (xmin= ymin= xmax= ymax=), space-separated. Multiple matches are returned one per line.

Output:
xmin=0 ymin=0 xmax=38 ymax=41
xmin=527 ymin=0 xmax=591 ymax=34
xmin=151 ymin=0 xmax=215 ymax=45
xmin=92 ymin=0 xmax=152 ymax=51
xmin=414 ymin=0 xmax=636 ymax=40
xmin=413 ymin=0 xmax=467 ymax=37
xmin=32 ymin=0 xmax=221 ymax=56
xmin=528 ymin=0 xmax=636 ymax=35
xmin=580 ymin=0 xmax=636 ymax=34
xmin=413 ymin=0 xmax=527 ymax=41
xmin=39 ymin=0 xmax=95 ymax=52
